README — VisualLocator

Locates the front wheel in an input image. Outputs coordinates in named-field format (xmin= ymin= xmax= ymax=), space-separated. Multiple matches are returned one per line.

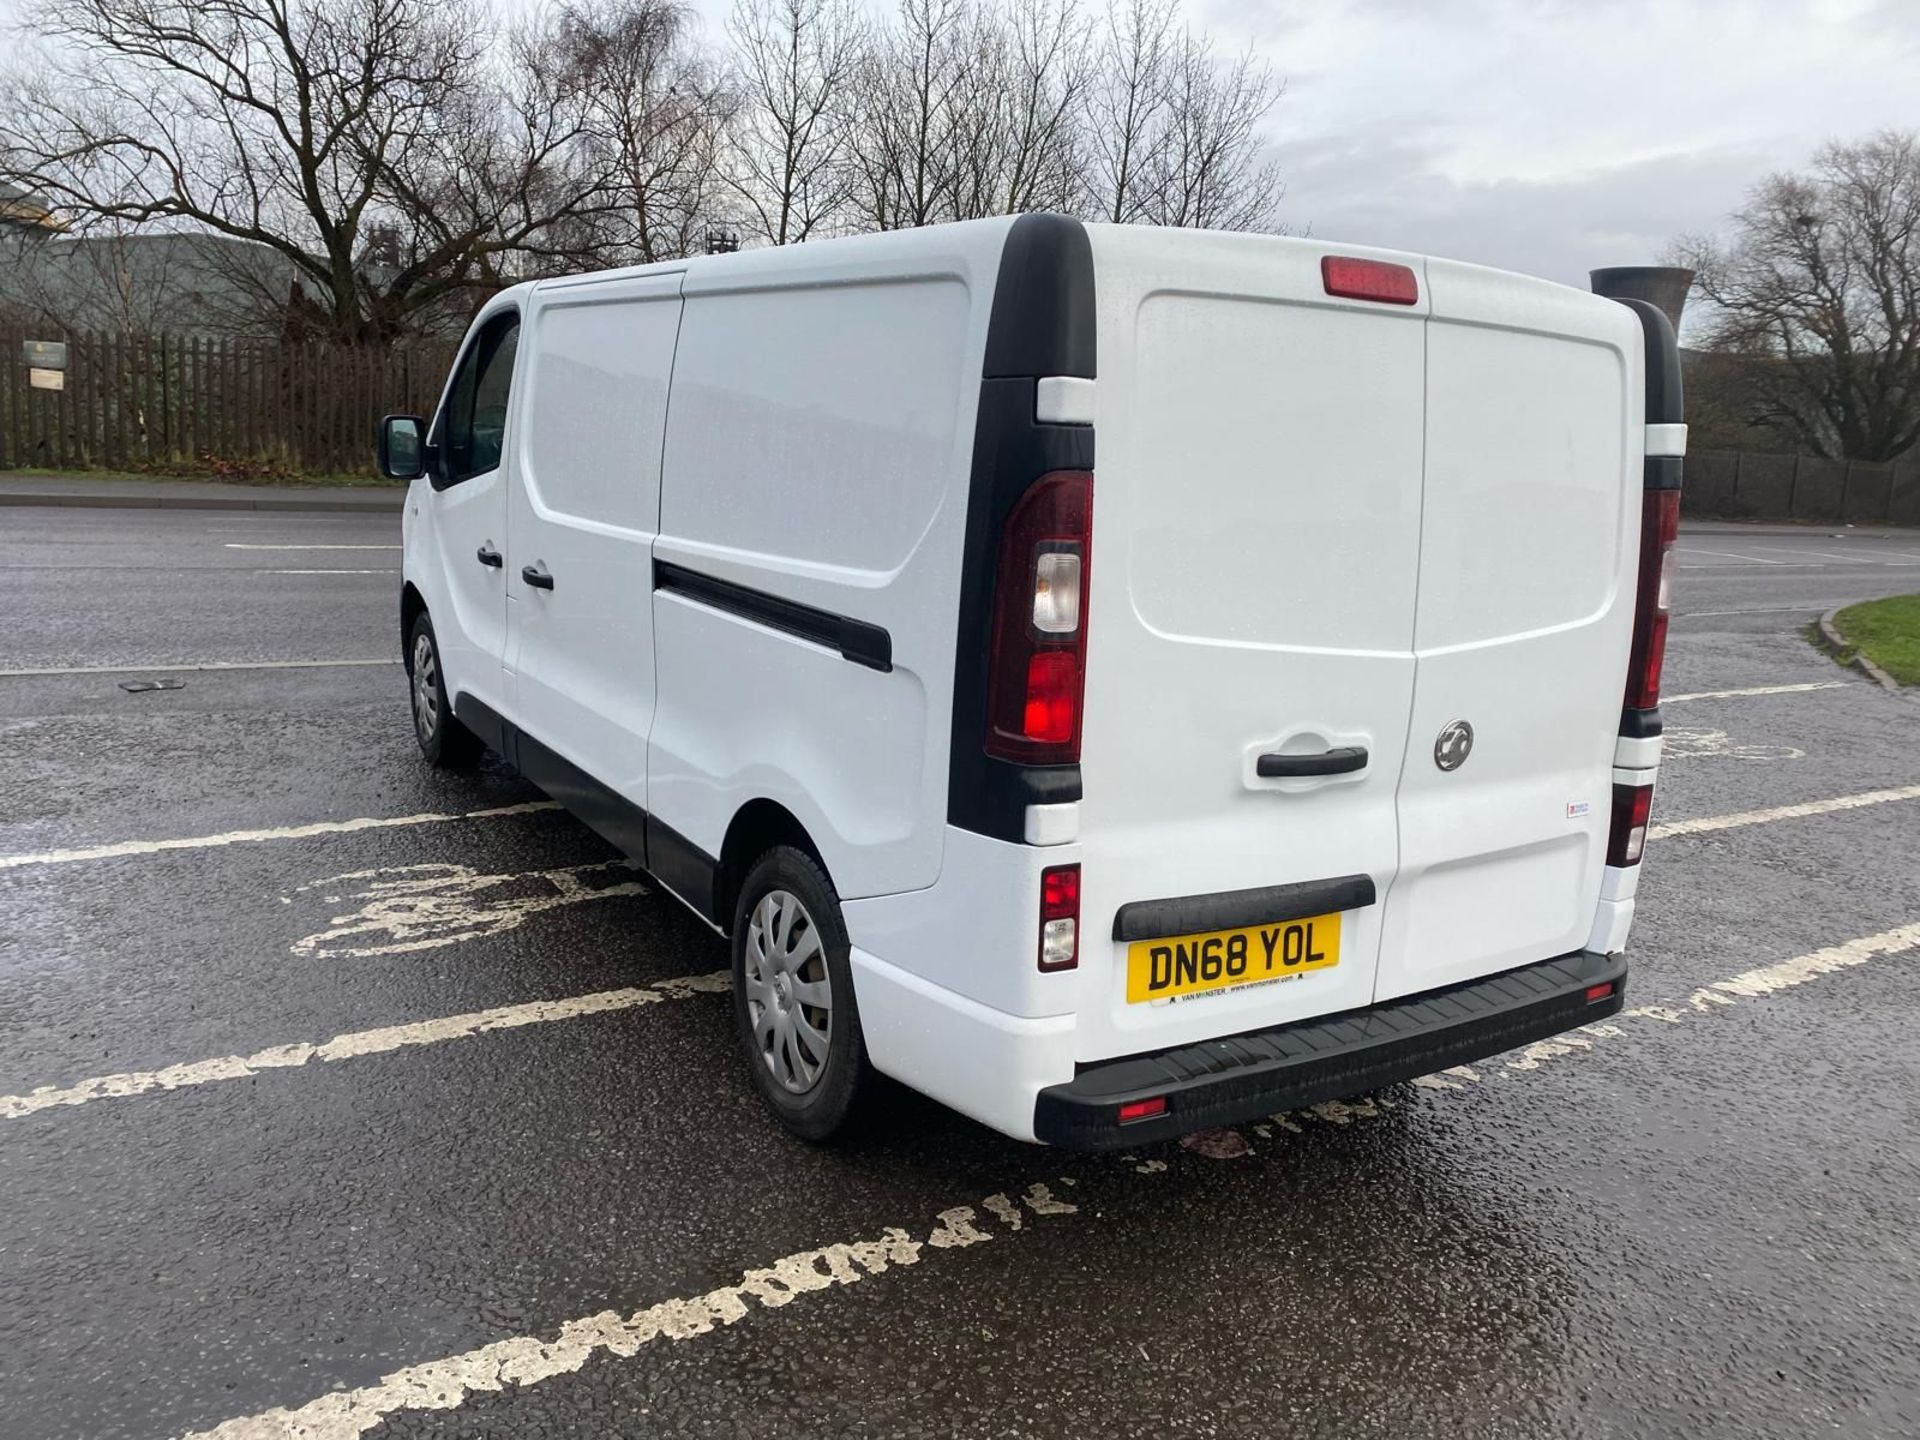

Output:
xmin=731 ymin=846 xmax=872 ymax=1142
xmin=407 ymin=611 xmax=483 ymax=768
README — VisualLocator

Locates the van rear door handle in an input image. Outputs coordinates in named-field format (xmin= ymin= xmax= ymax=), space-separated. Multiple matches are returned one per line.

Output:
xmin=476 ymin=544 xmax=503 ymax=568
xmin=1257 ymin=746 xmax=1369 ymax=778
xmin=521 ymin=562 xmax=555 ymax=590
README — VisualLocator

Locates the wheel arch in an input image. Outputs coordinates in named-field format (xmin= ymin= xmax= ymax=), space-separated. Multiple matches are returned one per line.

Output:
xmin=716 ymin=799 xmax=831 ymax=930
xmin=400 ymin=582 xmax=427 ymax=669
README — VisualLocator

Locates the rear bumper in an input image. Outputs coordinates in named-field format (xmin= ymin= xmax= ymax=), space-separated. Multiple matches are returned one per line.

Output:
xmin=1032 ymin=949 xmax=1627 ymax=1150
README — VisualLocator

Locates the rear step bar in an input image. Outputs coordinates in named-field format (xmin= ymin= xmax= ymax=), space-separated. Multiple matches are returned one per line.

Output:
xmin=1032 ymin=950 xmax=1627 ymax=1150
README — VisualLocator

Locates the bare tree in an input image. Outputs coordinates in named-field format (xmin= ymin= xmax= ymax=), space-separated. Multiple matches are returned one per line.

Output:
xmin=1675 ymin=131 xmax=1920 ymax=462
xmin=0 ymin=0 xmax=628 ymax=342
xmin=845 ymin=0 xmax=971 ymax=231
xmin=725 ymin=0 xmax=865 ymax=245
xmin=551 ymin=0 xmax=732 ymax=266
xmin=1078 ymin=0 xmax=1175 ymax=224
xmin=943 ymin=0 xmax=1088 ymax=221
xmin=1143 ymin=32 xmax=1282 ymax=231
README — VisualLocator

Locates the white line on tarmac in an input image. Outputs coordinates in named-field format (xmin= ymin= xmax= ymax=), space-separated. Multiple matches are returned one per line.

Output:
xmin=183 ymin=1181 xmax=1082 ymax=1440
xmin=1649 ymin=784 xmax=1920 ymax=840
xmin=0 ymin=800 xmax=558 ymax=872
xmin=1 ymin=971 xmax=727 ymax=1121
xmin=185 ymin=919 xmax=1920 ymax=1440
xmin=224 ymin=543 xmax=400 ymax=551
xmin=1664 ymin=681 xmax=1851 ymax=702
xmin=1677 ymin=603 xmax=1853 ymax=618
xmin=260 ymin=569 xmax=399 ymax=575
xmin=0 ymin=658 xmax=397 ymax=678
xmin=1676 ymin=546 xmax=1787 ymax=565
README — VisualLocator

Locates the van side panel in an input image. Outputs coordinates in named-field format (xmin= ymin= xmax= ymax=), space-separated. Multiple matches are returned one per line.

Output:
xmin=649 ymin=226 xmax=1007 ymax=901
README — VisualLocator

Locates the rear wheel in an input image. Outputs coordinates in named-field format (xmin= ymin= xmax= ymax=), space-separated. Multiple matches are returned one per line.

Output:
xmin=731 ymin=846 xmax=871 ymax=1142
xmin=407 ymin=611 xmax=483 ymax=768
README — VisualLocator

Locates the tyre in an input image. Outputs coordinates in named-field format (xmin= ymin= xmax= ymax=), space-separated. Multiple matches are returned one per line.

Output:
xmin=407 ymin=611 xmax=484 ymax=768
xmin=731 ymin=845 xmax=872 ymax=1142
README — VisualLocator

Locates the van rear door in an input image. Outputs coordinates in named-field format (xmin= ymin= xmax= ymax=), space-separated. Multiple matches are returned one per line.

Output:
xmin=1075 ymin=230 xmax=1426 ymax=1063
xmin=1373 ymin=261 xmax=1643 ymax=1000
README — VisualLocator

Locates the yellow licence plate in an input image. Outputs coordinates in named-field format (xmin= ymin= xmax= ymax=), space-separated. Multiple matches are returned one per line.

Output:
xmin=1126 ymin=912 xmax=1342 ymax=1004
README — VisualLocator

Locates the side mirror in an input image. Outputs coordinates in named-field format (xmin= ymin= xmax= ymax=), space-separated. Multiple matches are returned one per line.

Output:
xmin=377 ymin=414 xmax=426 ymax=480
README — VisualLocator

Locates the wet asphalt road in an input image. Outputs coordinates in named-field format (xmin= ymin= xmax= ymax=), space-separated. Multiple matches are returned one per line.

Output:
xmin=1 ymin=509 xmax=1918 ymax=1440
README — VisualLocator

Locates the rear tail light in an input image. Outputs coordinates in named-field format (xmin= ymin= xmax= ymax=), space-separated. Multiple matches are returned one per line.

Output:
xmin=1607 ymin=783 xmax=1654 ymax=867
xmin=1624 ymin=489 xmax=1680 ymax=712
xmin=1585 ymin=982 xmax=1617 ymax=1003
xmin=1038 ymin=863 xmax=1080 ymax=972
xmin=1321 ymin=255 xmax=1419 ymax=305
xmin=986 ymin=470 xmax=1092 ymax=764
xmin=1118 ymin=1096 xmax=1167 ymax=1123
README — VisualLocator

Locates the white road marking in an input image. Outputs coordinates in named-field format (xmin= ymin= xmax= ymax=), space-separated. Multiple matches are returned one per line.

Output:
xmin=1677 ymin=603 xmax=1854 ymax=618
xmin=1676 ymin=546 xmax=1786 ymax=565
xmin=0 ymin=658 xmax=396 ymax=678
xmin=288 ymin=861 xmax=645 ymax=958
xmin=0 ymin=800 xmax=558 ymax=872
xmin=0 ymin=971 xmax=729 ymax=1121
xmin=183 ymin=915 xmax=1920 ymax=1440
xmin=1664 ymin=681 xmax=1851 ymax=702
xmin=1661 ymin=726 xmax=1805 ymax=762
xmin=224 ymin=543 xmax=400 ymax=551
xmin=260 ymin=569 xmax=398 ymax=575
xmin=184 ymin=1182 xmax=1079 ymax=1440
xmin=1649 ymin=784 xmax=1920 ymax=840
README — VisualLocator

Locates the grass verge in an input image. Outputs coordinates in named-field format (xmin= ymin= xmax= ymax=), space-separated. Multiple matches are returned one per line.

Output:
xmin=1829 ymin=595 xmax=1920 ymax=686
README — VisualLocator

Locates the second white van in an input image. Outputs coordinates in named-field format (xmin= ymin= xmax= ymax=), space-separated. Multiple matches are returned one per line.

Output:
xmin=380 ymin=213 xmax=1684 ymax=1148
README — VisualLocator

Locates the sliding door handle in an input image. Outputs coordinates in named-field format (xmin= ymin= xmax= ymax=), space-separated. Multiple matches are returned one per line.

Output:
xmin=1257 ymin=746 xmax=1369 ymax=778
xmin=476 ymin=543 xmax=503 ymax=568
xmin=521 ymin=562 xmax=554 ymax=591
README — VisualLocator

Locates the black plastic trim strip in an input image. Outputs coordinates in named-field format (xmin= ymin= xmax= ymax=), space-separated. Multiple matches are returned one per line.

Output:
xmin=1112 ymin=874 xmax=1377 ymax=944
xmin=947 ymin=214 xmax=1097 ymax=842
xmin=1033 ymin=950 xmax=1627 ymax=1150
xmin=1607 ymin=297 xmax=1684 ymax=429
xmin=452 ymin=693 xmax=509 ymax=757
xmin=655 ymin=560 xmax=892 ymax=673
xmin=450 ymin=699 xmax=724 ymax=928
xmin=1619 ymin=706 xmax=1663 ymax=740
xmin=1644 ymin=455 xmax=1683 ymax=492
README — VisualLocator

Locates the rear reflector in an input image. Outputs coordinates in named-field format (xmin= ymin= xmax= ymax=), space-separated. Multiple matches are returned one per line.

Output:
xmin=1038 ymin=863 xmax=1080 ymax=971
xmin=1624 ymin=489 xmax=1681 ymax=712
xmin=1585 ymin=982 xmax=1616 ymax=1003
xmin=1607 ymin=783 xmax=1655 ymax=867
xmin=1321 ymin=255 xmax=1419 ymax=306
xmin=1118 ymin=1097 xmax=1167 ymax=1123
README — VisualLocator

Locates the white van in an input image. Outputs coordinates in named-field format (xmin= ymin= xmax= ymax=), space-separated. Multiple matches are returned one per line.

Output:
xmin=381 ymin=214 xmax=1684 ymax=1149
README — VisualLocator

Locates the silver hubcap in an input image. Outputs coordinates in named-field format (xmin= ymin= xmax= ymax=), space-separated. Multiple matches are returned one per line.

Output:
xmin=744 ymin=889 xmax=832 ymax=1094
xmin=411 ymin=632 xmax=439 ymax=740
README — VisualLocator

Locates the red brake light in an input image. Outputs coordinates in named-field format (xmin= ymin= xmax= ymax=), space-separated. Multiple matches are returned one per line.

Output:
xmin=1585 ymin=982 xmax=1616 ymax=1003
xmin=1038 ymin=863 xmax=1080 ymax=972
xmin=1625 ymin=489 xmax=1680 ymax=712
xmin=1118 ymin=1097 xmax=1167 ymax=1123
xmin=986 ymin=470 xmax=1092 ymax=765
xmin=1607 ymin=783 xmax=1655 ymax=867
xmin=1321 ymin=255 xmax=1419 ymax=305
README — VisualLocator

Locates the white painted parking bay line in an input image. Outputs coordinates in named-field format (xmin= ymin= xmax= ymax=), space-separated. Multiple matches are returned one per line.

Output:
xmin=1650 ymin=784 xmax=1920 ymax=841
xmin=0 ymin=800 xmax=558 ymax=871
xmin=1664 ymin=681 xmax=1851 ymax=702
xmin=224 ymin=543 xmax=400 ymax=550
xmin=185 ymin=1180 xmax=1083 ymax=1440
xmin=0 ymin=658 xmax=397 ymax=678
xmin=1 ymin=972 xmax=728 ymax=1121
xmin=187 ymin=918 xmax=1920 ymax=1440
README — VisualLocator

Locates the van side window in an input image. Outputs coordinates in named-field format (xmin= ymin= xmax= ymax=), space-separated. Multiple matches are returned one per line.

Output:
xmin=437 ymin=315 xmax=520 ymax=485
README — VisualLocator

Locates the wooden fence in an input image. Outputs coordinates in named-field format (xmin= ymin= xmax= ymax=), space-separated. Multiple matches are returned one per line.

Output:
xmin=1686 ymin=449 xmax=1920 ymax=527
xmin=0 ymin=328 xmax=457 ymax=476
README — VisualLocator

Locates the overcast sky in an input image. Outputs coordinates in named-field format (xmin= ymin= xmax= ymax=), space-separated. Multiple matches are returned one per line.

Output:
xmin=10 ymin=0 xmax=1916 ymax=296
